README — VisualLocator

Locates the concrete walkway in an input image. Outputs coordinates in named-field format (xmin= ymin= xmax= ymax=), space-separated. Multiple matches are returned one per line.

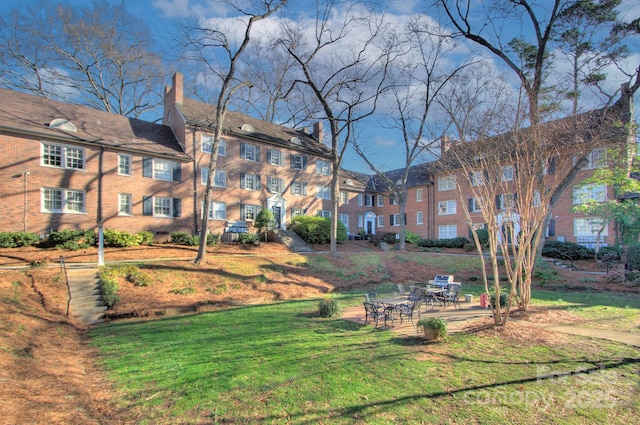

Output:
xmin=342 ymin=302 xmax=640 ymax=347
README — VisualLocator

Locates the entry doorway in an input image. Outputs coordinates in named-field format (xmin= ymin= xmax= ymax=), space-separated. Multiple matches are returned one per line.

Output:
xmin=272 ymin=206 xmax=282 ymax=229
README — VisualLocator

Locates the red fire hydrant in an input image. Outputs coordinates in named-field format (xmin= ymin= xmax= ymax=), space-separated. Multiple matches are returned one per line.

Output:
xmin=480 ymin=293 xmax=489 ymax=309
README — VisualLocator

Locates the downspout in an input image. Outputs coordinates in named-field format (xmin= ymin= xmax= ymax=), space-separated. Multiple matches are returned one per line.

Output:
xmin=192 ymin=128 xmax=199 ymax=234
xmin=97 ymin=146 xmax=105 ymax=266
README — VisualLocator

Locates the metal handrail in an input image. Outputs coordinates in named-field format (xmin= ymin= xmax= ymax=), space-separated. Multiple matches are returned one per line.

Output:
xmin=59 ymin=256 xmax=71 ymax=317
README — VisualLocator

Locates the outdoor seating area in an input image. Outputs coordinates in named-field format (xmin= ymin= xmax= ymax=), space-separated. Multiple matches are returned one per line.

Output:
xmin=360 ymin=275 xmax=468 ymax=329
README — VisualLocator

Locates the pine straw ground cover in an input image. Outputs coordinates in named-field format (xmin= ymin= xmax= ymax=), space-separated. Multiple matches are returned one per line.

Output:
xmin=0 ymin=242 xmax=638 ymax=424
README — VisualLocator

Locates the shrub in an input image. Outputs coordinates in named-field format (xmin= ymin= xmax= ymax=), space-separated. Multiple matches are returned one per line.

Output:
xmin=596 ymin=245 xmax=621 ymax=261
xmin=170 ymin=232 xmax=195 ymax=245
xmin=318 ymin=298 xmax=341 ymax=318
xmin=417 ymin=237 xmax=469 ymax=249
xmin=97 ymin=269 xmax=120 ymax=308
xmin=475 ymin=228 xmax=489 ymax=247
xmin=0 ymin=232 xmax=41 ymax=248
xmin=490 ymin=291 xmax=510 ymax=309
xmin=127 ymin=269 xmax=153 ymax=287
xmin=416 ymin=317 xmax=448 ymax=341
xmin=138 ymin=231 xmax=154 ymax=245
xmin=404 ymin=230 xmax=421 ymax=244
xmin=629 ymin=244 xmax=640 ymax=271
xmin=46 ymin=229 xmax=96 ymax=250
xmin=207 ymin=233 xmax=220 ymax=246
xmin=290 ymin=216 xmax=347 ymax=244
xmin=237 ymin=232 xmax=259 ymax=245
xmin=104 ymin=229 xmax=144 ymax=248
xmin=542 ymin=240 xmax=595 ymax=261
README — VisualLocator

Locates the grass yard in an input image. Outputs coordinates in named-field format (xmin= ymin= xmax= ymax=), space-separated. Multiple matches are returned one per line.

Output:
xmin=90 ymin=291 xmax=640 ymax=425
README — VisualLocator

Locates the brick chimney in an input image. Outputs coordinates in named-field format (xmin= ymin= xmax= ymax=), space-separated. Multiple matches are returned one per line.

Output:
xmin=163 ymin=72 xmax=184 ymax=125
xmin=313 ymin=121 xmax=323 ymax=142
xmin=440 ymin=135 xmax=451 ymax=157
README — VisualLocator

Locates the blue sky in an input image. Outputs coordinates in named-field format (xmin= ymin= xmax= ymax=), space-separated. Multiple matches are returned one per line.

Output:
xmin=1 ymin=0 xmax=638 ymax=173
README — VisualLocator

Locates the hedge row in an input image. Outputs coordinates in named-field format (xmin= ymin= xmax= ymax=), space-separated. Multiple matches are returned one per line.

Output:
xmin=290 ymin=216 xmax=347 ymax=244
xmin=417 ymin=237 xmax=469 ymax=249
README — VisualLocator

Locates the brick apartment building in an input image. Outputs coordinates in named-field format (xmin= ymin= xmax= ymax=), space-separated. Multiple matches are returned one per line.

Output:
xmin=0 ymin=73 xmax=635 ymax=247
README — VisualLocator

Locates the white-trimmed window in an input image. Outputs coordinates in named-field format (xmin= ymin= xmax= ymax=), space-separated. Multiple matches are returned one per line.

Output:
xmin=242 ymin=204 xmax=260 ymax=221
xmin=364 ymin=194 xmax=374 ymax=207
xmin=142 ymin=196 xmax=181 ymax=217
xmin=316 ymin=160 xmax=331 ymax=175
xmin=358 ymin=215 xmax=364 ymax=227
xmin=377 ymin=215 xmax=385 ymax=227
xmin=41 ymin=142 xmax=85 ymax=170
xmin=390 ymin=214 xmax=406 ymax=226
xmin=496 ymin=193 xmax=517 ymax=210
xmin=501 ymin=165 xmax=514 ymax=182
xmin=438 ymin=176 xmax=456 ymax=191
xmin=42 ymin=188 xmax=85 ymax=213
xmin=439 ymin=225 xmax=457 ymax=239
xmin=118 ymin=193 xmax=132 ymax=215
xmin=533 ymin=191 xmax=541 ymax=208
xmin=316 ymin=210 xmax=331 ymax=218
xmin=390 ymin=194 xmax=398 ymax=205
xmin=240 ymin=142 xmax=260 ymax=161
xmin=202 ymin=135 xmax=226 ymax=156
xmin=291 ymin=208 xmax=305 ymax=218
xmin=417 ymin=211 xmax=424 ymax=225
xmin=118 ymin=154 xmax=131 ymax=176
xmin=267 ymin=148 xmax=284 ymax=166
xmin=586 ymin=149 xmax=606 ymax=169
xmin=317 ymin=185 xmax=331 ymax=200
xmin=416 ymin=188 xmax=423 ymax=202
xmin=439 ymin=200 xmax=456 ymax=215
xmin=143 ymin=157 xmax=181 ymax=181
xmin=240 ymin=173 xmax=261 ymax=191
xmin=267 ymin=176 xmax=284 ymax=194
xmin=468 ymin=198 xmax=482 ymax=212
xmin=339 ymin=213 xmax=349 ymax=230
xmin=340 ymin=191 xmax=349 ymax=205
xmin=291 ymin=154 xmax=307 ymax=170
xmin=291 ymin=181 xmax=308 ymax=196
xmin=207 ymin=201 xmax=226 ymax=220
xmin=358 ymin=194 xmax=363 ymax=206
xmin=470 ymin=170 xmax=485 ymax=187
xmin=377 ymin=195 xmax=384 ymax=206
xmin=574 ymin=218 xmax=608 ymax=237
xmin=573 ymin=184 xmax=606 ymax=204
xmin=201 ymin=167 xmax=227 ymax=187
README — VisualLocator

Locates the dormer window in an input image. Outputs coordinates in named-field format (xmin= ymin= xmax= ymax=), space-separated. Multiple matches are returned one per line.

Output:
xmin=49 ymin=118 xmax=77 ymax=132
xmin=241 ymin=123 xmax=255 ymax=133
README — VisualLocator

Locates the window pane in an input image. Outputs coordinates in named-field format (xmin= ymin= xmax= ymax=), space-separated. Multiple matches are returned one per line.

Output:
xmin=66 ymin=191 xmax=84 ymax=212
xmin=42 ymin=144 xmax=62 ymax=167
xmin=119 ymin=193 xmax=131 ymax=215
xmin=43 ymin=189 xmax=62 ymax=211
xmin=65 ymin=147 xmax=84 ymax=169
xmin=154 ymin=197 xmax=172 ymax=216
xmin=154 ymin=160 xmax=172 ymax=180
xmin=118 ymin=155 xmax=131 ymax=175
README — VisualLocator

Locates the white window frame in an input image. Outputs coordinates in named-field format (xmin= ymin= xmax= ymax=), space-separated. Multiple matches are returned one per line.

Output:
xmin=416 ymin=188 xmax=423 ymax=202
xmin=340 ymin=191 xmax=349 ymax=205
xmin=392 ymin=213 xmax=400 ymax=227
xmin=267 ymin=176 xmax=284 ymax=194
xmin=292 ymin=208 xmax=305 ymax=218
xmin=438 ymin=176 xmax=456 ymax=191
xmin=377 ymin=195 xmax=384 ymax=206
xmin=339 ymin=213 xmax=349 ymax=230
xmin=501 ymin=165 xmax=514 ymax=182
xmin=118 ymin=154 xmax=131 ymax=176
xmin=241 ymin=173 xmax=261 ymax=191
xmin=201 ymin=137 xmax=227 ymax=156
xmin=291 ymin=154 xmax=306 ymax=170
xmin=317 ymin=185 xmax=331 ymax=200
xmin=241 ymin=143 xmax=258 ymax=161
xmin=41 ymin=142 xmax=85 ymax=170
xmin=469 ymin=198 xmax=482 ymax=212
xmin=208 ymin=201 xmax=227 ymax=220
xmin=316 ymin=160 xmax=331 ymax=175
xmin=118 ymin=193 xmax=132 ymax=215
xmin=153 ymin=159 xmax=173 ymax=181
xmin=267 ymin=148 xmax=283 ymax=166
xmin=438 ymin=200 xmax=457 ymax=215
xmin=154 ymin=196 xmax=173 ymax=217
xmin=42 ymin=188 xmax=85 ymax=213
xmin=364 ymin=194 xmax=374 ymax=207
xmin=358 ymin=215 xmax=364 ymax=227
xmin=243 ymin=204 xmax=259 ymax=221
xmin=291 ymin=181 xmax=308 ymax=196
xmin=201 ymin=167 xmax=227 ymax=187
xmin=574 ymin=218 xmax=608 ymax=237
xmin=417 ymin=211 xmax=424 ymax=225
xmin=470 ymin=171 xmax=485 ymax=187
xmin=377 ymin=215 xmax=385 ymax=227
xmin=358 ymin=194 xmax=363 ymax=206
xmin=316 ymin=210 xmax=331 ymax=218
xmin=573 ymin=184 xmax=606 ymax=204
xmin=586 ymin=149 xmax=606 ymax=169
xmin=439 ymin=225 xmax=457 ymax=239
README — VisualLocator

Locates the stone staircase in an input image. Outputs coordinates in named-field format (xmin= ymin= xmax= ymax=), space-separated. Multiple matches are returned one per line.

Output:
xmin=66 ymin=267 xmax=107 ymax=325
xmin=273 ymin=229 xmax=314 ymax=253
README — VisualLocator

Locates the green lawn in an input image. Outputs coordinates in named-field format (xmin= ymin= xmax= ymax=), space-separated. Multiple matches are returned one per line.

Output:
xmin=90 ymin=291 xmax=640 ymax=424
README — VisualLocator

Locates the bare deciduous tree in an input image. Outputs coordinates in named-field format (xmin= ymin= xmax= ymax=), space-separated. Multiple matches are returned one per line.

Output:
xmin=278 ymin=0 xmax=394 ymax=256
xmin=0 ymin=0 xmax=165 ymax=118
xmin=182 ymin=0 xmax=288 ymax=265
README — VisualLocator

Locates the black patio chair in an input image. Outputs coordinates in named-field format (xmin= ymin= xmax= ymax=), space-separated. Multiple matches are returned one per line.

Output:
xmin=363 ymin=301 xmax=388 ymax=327
xmin=396 ymin=300 xmax=422 ymax=325
xmin=441 ymin=284 xmax=462 ymax=310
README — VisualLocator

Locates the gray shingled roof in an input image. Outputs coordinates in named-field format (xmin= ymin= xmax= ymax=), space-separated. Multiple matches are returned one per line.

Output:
xmin=0 ymin=88 xmax=189 ymax=160
xmin=179 ymin=97 xmax=332 ymax=158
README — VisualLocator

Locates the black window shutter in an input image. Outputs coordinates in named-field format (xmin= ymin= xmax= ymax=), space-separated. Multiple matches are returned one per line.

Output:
xmin=548 ymin=157 xmax=556 ymax=174
xmin=143 ymin=157 xmax=152 ymax=178
xmin=289 ymin=154 xmax=294 ymax=168
xmin=143 ymin=196 xmax=152 ymax=216
xmin=389 ymin=215 xmax=394 ymax=226
xmin=302 ymin=182 xmax=308 ymax=196
xmin=240 ymin=143 xmax=246 ymax=159
xmin=172 ymin=162 xmax=181 ymax=181
xmin=255 ymin=146 xmax=261 ymax=162
xmin=240 ymin=173 xmax=246 ymax=189
xmin=403 ymin=214 xmax=407 ymax=225
xmin=256 ymin=175 xmax=262 ymax=190
xmin=495 ymin=194 xmax=502 ymax=210
xmin=173 ymin=198 xmax=182 ymax=217
xmin=548 ymin=219 xmax=556 ymax=237
xmin=267 ymin=149 xmax=272 ymax=164
xmin=302 ymin=156 xmax=308 ymax=170
xmin=240 ymin=204 xmax=246 ymax=220
xmin=468 ymin=198 xmax=473 ymax=211
xmin=278 ymin=178 xmax=284 ymax=193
